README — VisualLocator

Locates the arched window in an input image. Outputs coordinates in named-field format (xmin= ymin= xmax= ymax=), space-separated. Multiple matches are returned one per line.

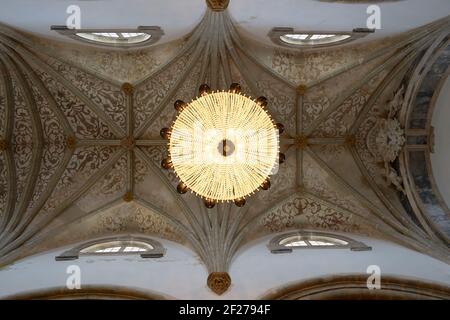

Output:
xmin=268 ymin=231 xmax=371 ymax=254
xmin=55 ymin=236 xmax=166 ymax=261
xmin=76 ymin=32 xmax=152 ymax=45
xmin=80 ymin=240 xmax=154 ymax=255
xmin=268 ymin=27 xmax=373 ymax=49
xmin=280 ymin=33 xmax=351 ymax=46
xmin=50 ymin=26 xmax=164 ymax=48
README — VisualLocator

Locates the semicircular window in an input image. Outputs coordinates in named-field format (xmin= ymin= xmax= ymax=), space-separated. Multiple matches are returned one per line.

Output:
xmin=279 ymin=235 xmax=349 ymax=247
xmin=55 ymin=236 xmax=166 ymax=261
xmin=268 ymin=28 xmax=373 ymax=49
xmin=75 ymin=32 xmax=151 ymax=45
xmin=280 ymin=33 xmax=351 ymax=46
xmin=80 ymin=240 xmax=153 ymax=255
xmin=268 ymin=231 xmax=371 ymax=254
xmin=50 ymin=26 xmax=164 ymax=48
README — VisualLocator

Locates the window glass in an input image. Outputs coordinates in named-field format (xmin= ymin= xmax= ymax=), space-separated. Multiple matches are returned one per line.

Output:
xmin=80 ymin=241 xmax=154 ymax=255
xmin=280 ymin=34 xmax=351 ymax=46
xmin=76 ymin=32 xmax=151 ymax=45
xmin=279 ymin=235 xmax=349 ymax=248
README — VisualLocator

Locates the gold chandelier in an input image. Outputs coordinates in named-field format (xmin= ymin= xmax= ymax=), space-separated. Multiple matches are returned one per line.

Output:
xmin=161 ymin=83 xmax=284 ymax=208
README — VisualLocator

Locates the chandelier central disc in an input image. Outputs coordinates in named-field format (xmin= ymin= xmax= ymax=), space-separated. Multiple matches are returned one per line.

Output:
xmin=218 ymin=139 xmax=235 ymax=157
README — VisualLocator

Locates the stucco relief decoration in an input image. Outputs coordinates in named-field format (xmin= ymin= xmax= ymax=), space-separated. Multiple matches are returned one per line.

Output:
xmin=367 ymin=86 xmax=406 ymax=192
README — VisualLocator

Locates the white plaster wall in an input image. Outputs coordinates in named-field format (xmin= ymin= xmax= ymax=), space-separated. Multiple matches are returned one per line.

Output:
xmin=0 ymin=239 xmax=208 ymax=299
xmin=0 ymin=232 xmax=449 ymax=299
xmin=0 ymin=0 xmax=206 ymax=45
xmin=229 ymin=0 xmax=450 ymax=45
xmin=1 ymin=0 xmax=450 ymax=46
xmin=431 ymin=75 xmax=450 ymax=208
xmin=228 ymin=233 xmax=450 ymax=299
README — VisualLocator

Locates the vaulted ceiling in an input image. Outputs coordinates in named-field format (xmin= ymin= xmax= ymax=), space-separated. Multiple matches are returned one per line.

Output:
xmin=0 ymin=0 xmax=449 ymax=295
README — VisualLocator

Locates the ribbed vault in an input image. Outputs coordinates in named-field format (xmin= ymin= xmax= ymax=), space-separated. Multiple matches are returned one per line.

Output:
xmin=0 ymin=2 xmax=449 ymax=295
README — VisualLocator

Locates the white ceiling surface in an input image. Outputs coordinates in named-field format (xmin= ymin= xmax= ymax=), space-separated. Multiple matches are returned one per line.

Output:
xmin=431 ymin=75 xmax=450 ymax=209
xmin=0 ymin=0 xmax=449 ymax=46
xmin=0 ymin=233 xmax=449 ymax=299
xmin=0 ymin=0 xmax=206 ymax=44
xmin=230 ymin=0 xmax=450 ymax=44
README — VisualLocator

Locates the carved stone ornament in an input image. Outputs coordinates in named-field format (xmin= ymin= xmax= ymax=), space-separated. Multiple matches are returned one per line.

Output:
xmin=121 ymin=136 xmax=135 ymax=150
xmin=0 ymin=138 xmax=8 ymax=151
xmin=345 ymin=134 xmax=357 ymax=146
xmin=123 ymin=191 xmax=134 ymax=202
xmin=294 ymin=135 xmax=309 ymax=149
xmin=297 ymin=84 xmax=307 ymax=96
xmin=372 ymin=118 xmax=406 ymax=163
xmin=206 ymin=0 xmax=230 ymax=11
xmin=366 ymin=86 xmax=406 ymax=192
xmin=207 ymin=272 xmax=231 ymax=295
xmin=367 ymin=86 xmax=406 ymax=163
xmin=386 ymin=85 xmax=404 ymax=119
xmin=380 ymin=165 xmax=405 ymax=194
xmin=65 ymin=136 xmax=77 ymax=150
xmin=121 ymin=82 xmax=134 ymax=95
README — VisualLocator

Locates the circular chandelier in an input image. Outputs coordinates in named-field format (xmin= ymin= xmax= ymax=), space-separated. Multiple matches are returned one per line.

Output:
xmin=161 ymin=83 xmax=284 ymax=208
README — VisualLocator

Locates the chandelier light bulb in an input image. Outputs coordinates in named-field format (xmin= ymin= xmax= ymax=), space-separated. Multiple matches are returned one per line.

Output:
xmin=177 ymin=182 xmax=189 ymax=194
xmin=275 ymin=123 xmax=285 ymax=134
xmin=161 ymin=158 xmax=173 ymax=170
xmin=279 ymin=152 xmax=286 ymax=164
xmin=160 ymin=128 xmax=171 ymax=139
xmin=229 ymin=83 xmax=241 ymax=94
xmin=260 ymin=179 xmax=271 ymax=191
xmin=174 ymin=100 xmax=187 ymax=112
